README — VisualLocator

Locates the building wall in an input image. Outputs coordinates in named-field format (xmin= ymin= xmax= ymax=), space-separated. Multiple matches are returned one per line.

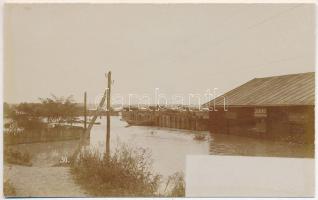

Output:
xmin=209 ymin=105 xmax=314 ymax=144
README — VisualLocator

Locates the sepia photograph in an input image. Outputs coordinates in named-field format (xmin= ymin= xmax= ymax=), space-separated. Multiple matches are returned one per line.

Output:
xmin=2 ymin=1 xmax=315 ymax=198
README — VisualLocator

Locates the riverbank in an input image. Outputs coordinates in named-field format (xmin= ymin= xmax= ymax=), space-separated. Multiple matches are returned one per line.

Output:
xmin=4 ymin=164 xmax=87 ymax=197
xmin=3 ymin=139 xmax=87 ymax=197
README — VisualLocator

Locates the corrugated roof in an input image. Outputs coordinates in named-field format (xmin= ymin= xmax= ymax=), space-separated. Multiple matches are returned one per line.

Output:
xmin=203 ymin=72 xmax=315 ymax=107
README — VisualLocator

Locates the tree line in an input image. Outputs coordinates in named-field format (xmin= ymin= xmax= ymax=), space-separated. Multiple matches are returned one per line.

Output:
xmin=4 ymin=95 xmax=84 ymax=133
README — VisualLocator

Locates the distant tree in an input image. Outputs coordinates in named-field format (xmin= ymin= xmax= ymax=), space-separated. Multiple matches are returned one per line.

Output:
xmin=39 ymin=94 xmax=78 ymax=124
xmin=4 ymin=95 xmax=83 ymax=136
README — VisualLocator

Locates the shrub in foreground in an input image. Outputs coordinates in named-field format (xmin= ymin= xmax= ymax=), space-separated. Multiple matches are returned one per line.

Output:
xmin=70 ymin=145 xmax=161 ymax=196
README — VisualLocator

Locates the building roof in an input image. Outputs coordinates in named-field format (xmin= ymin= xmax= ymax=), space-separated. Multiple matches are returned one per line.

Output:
xmin=203 ymin=72 xmax=315 ymax=107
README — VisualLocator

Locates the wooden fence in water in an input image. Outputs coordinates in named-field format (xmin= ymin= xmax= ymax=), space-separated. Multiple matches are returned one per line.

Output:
xmin=4 ymin=126 xmax=83 ymax=145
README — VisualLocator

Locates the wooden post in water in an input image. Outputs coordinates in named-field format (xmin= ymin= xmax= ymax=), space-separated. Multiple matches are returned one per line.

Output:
xmin=106 ymin=71 xmax=111 ymax=157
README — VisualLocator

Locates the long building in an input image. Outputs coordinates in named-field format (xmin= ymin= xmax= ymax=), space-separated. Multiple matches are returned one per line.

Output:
xmin=203 ymin=72 xmax=315 ymax=144
xmin=122 ymin=106 xmax=209 ymax=131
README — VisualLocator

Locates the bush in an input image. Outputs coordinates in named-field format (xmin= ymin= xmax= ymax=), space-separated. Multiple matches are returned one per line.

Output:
xmin=70 ymin=144 xmax=161 ymax=196
xmin=3 ymin=180 xmax=16 ymax=197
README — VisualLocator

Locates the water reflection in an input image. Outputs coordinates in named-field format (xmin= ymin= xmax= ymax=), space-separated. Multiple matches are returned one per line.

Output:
xmin=209 ymin=133 xmax=314 ymax=158
xmin=89 ymin=116 xmax=209 ymax=177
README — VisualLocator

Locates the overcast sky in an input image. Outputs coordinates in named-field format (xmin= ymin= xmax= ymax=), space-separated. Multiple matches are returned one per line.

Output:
xmin=4 ymin=3 xmax=315 ymax=105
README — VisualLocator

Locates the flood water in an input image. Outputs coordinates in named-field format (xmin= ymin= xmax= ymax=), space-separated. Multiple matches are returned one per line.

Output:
xmin=9 ymin=116 xmax=314 ymax=179
xmin=89 ymin=116 xmax=209 ymax=177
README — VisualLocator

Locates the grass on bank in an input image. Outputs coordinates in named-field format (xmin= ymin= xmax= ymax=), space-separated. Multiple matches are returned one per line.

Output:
xmin=164 ymin=172 xmax=185 ymax=197
xmin=70 ymin=144 xmax=185 ymax=197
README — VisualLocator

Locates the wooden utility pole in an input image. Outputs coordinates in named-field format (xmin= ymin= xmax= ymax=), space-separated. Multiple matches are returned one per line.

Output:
xmin=84 ymin=92 xmax=87 ymax=131
xmin=106 ymin=71 xmax=111 ymax=156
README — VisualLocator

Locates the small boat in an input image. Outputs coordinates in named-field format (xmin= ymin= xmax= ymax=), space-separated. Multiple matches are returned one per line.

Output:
xmin=193 ymin=133 xmax=207 ymax=141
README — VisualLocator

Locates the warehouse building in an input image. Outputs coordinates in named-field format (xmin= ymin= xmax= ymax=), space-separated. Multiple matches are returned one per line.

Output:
xmin=203 ymin=72 xmax=314 ymax=144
